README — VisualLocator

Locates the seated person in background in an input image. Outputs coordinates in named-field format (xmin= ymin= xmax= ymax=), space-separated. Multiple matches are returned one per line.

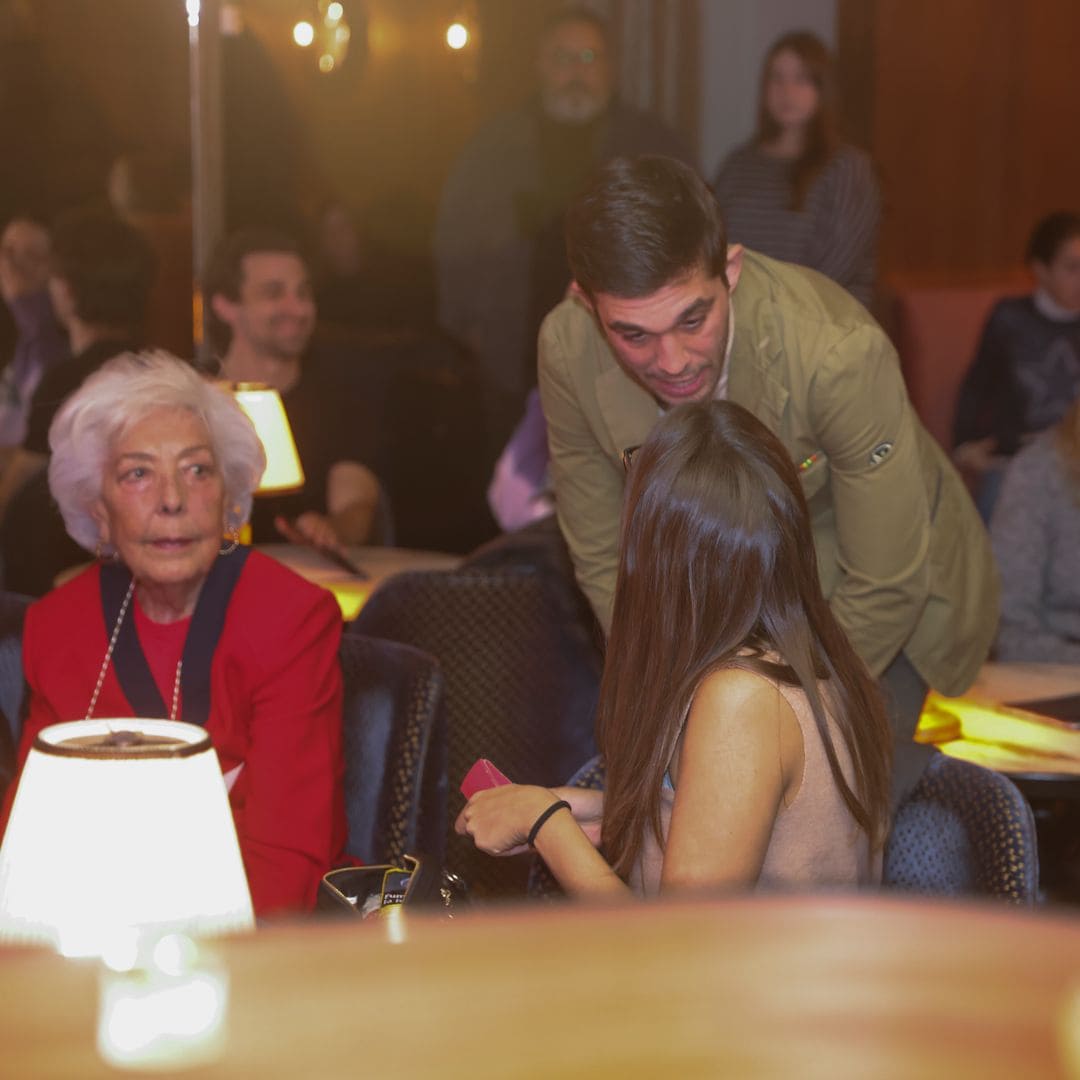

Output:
xmin=203 ymin=229 xmax=384 ymax=550
xmin=457 ymin=401 xmax=891 ymax=897
xmin=0 ymin=215 xmax=68 ymax=450
xmin=991 ymin=397 xmax=1080 ymax=664
xmin=953 ymin=211 xmax=1080 ymax=520
xmin=712 ymin=31 xmax=880 ymax=309
xmin=487 ymin=388 xmax=554 ymax=532
xmin=1 ymin=352 xmax=347 ymax=916
xmin=0 ymin=207 xmax=154 ymax=526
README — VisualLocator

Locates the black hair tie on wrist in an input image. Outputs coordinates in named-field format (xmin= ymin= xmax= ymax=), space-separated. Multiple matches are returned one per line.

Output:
xmin=527 ymin=800 xmax=571 ymax=848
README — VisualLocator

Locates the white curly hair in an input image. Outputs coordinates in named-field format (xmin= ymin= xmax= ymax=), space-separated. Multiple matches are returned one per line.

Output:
xmin=48 ymin=350 xmax=267 ymax=553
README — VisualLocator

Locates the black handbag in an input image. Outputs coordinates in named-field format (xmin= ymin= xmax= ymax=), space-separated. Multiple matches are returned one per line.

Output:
xmin=318 ymin=854 xmax=470 ymax=919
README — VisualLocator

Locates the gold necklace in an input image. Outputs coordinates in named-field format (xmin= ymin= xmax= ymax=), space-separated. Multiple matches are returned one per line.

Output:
xmin=85 ymin=579 xmax=183 ymax=722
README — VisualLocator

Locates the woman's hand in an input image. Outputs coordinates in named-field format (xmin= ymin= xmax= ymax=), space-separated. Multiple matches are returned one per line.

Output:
xmin=454 ymin=784 xmax=559 ymax=857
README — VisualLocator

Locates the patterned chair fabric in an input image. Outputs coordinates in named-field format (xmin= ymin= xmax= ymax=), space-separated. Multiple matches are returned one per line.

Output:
xmin=338 ymin=634 xmax=447 ymax=867
xmin=529 ymin=753 xmax=1041 ymax=905
xmin=883 ymin=753 xmax=1040 ymax=903
xmin=352 ymin=565 xmax=602 ymax=899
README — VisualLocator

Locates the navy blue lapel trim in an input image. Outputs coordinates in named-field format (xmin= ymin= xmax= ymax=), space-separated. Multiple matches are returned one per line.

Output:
xmin=98 ymin=547 xmax=251 ymax=725
xmin=179 ymin=547 xmax=251 ymax=725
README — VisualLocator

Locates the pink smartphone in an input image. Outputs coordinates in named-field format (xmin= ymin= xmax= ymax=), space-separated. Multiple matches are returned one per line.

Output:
xmin=460 ymin=758 xmax=512 ymax=799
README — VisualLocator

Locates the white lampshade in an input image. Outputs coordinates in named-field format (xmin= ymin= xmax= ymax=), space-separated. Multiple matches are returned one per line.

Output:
xmin=0 ymin=719 xmax=254 ymax=957
xmin=231 ymin=383 xmax=305 ymax=495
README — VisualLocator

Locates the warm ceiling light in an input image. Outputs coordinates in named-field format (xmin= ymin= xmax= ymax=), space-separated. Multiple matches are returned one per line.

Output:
xmin=326 ymin=1 xmax=344 ymax=22
xmin=293 ymin=20 xmax=315 ymax=47
xmin=319 ymin=53 xmax=336 ymax=72
xmin=446 ymin=22 xmax=469 ymax=50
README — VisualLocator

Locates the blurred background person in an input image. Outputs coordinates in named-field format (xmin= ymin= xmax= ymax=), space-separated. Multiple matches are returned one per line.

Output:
xmin=203 ymin=228 xmax=386 ymax=551
xmin=953 ymin=211 xmax=1080 ymax=520
xmin=0 ymin=208 xmax=154 ymax=524
xmin=3 ymin=352 xmax=347 ymax=916
xmin=434 ymin=5 xmax=691 ymax=462
xmin=990 ymin=397 xmax=1080 ymax=663
xmin=712 ymin=30 xmax=880 ymax=309
xmin=0 ymin=214 xmax=68 ymax=452
xmin=0 ymin=208 xmax=156 ymax=598
xmin=311 ymin=199 xmax=370 ymax=329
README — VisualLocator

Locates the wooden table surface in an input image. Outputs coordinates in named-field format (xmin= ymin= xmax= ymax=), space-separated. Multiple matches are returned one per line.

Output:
xmin=258 ymin=543 xmax=462 ymax=620
xmin=4 ymin=894 xmax=1080 ymax=1078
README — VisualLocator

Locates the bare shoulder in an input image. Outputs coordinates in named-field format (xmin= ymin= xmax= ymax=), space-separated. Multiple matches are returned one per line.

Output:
xmin=687 ymin=666 xmax=799 ymax=745
xmin=692 ymin=665 xmax=788 ymax=714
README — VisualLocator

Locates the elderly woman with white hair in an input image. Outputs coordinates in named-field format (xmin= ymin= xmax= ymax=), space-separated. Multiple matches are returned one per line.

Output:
xmin=2 ymin=351 xmax=347 ymax=917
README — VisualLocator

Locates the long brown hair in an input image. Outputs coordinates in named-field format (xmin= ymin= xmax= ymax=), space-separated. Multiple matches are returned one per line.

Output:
xmin=755 ymin=31 xmax=839 ymax=211
xmin=597 ymin=401 xmax=892 ymax=880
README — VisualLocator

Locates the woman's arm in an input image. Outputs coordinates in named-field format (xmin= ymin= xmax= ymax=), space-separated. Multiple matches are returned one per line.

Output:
xmin=455 ymin=784 xmax=628 ymax=898
xmin=457 ymin=669 xmax=801 ymax=897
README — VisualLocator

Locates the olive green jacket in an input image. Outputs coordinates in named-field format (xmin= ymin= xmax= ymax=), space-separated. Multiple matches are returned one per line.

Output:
xmin=538 ymin=250 xmax=998 ymax=695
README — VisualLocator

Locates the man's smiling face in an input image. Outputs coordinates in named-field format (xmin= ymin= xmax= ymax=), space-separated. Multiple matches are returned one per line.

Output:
xmin=590 ymin=247 xmax=743 ymax=407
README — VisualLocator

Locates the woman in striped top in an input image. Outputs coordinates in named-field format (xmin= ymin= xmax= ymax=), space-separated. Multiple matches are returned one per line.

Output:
xmin=712 ymin=31 xmax=880 ymax=309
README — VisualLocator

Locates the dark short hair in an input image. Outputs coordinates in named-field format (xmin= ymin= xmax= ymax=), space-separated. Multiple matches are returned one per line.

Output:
xmin=50 ymin=208 xmax=155 ymax=328
xmin=565 ymin=155 xmax=728 ymax=299
xmin=540 ymin=5 xmax=609 ymax=41
xmin=1027 ymin=211 xmax=1080 ymax=266
xmin=202 ymin=227 xmax=308 ymax=356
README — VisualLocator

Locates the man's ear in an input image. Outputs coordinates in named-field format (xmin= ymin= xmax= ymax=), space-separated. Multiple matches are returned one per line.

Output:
xmin=725 ymin=244 xmax=745 ymax=293
xmin=568 ymin=280 xmax=595 ymax=312
xmin=209 ymin=292 xmax=237 ymax=327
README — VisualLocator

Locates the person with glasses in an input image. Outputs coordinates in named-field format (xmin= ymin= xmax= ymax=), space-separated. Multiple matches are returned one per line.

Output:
xmin=434 ymin=6 xmax=691 ymax=465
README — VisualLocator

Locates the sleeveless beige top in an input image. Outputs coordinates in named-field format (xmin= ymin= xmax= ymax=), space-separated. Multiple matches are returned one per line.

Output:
xmin=630 ymin=670 xmax=881 ymax=897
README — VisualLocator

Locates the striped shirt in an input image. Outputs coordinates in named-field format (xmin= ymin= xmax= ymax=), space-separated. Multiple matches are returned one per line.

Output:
xmin=713 ymin=141 xmax=881 ymax=308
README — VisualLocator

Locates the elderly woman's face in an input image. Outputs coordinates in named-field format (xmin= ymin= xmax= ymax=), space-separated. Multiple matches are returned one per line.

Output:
xmin=94 ymin=406 xmax=226 ymax=595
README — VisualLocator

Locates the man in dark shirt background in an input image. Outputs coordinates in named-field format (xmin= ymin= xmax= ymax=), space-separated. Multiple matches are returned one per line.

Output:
xmin=0 ymin=207 xmax=154 ymax=592
xmin=203 ymin=228 xmax=384 ymax=551
xmin=434 ymin=6 xmax=692 ymax=461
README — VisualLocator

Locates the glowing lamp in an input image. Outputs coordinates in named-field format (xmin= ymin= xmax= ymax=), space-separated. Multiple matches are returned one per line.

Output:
xmin=0 ymin=719 xmax=254 ymax=958
xmin=231 ymin=382 xmax=305 ymax=495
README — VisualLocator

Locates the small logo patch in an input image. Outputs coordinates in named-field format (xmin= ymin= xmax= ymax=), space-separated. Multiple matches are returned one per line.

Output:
xmin=869 ymin=441 xmax=894 ymax=466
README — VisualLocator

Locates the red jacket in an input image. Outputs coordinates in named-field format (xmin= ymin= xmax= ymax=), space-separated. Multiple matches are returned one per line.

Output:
xmin=9 ymin=551 xmax=346 ymax=917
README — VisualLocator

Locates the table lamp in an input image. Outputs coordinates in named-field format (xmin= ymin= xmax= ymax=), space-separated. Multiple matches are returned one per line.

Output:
xmin=0 ymin=718 xmax=254 ymax=958
xmin=230 ymin=382 xmax=304 ymax=495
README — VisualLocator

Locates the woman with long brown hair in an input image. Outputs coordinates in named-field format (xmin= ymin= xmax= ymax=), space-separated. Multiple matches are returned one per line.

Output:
xmin=456 ymin=400 xmax=892 ymax=896
xmin=712 ymin=31 xmax=880 ymax=308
